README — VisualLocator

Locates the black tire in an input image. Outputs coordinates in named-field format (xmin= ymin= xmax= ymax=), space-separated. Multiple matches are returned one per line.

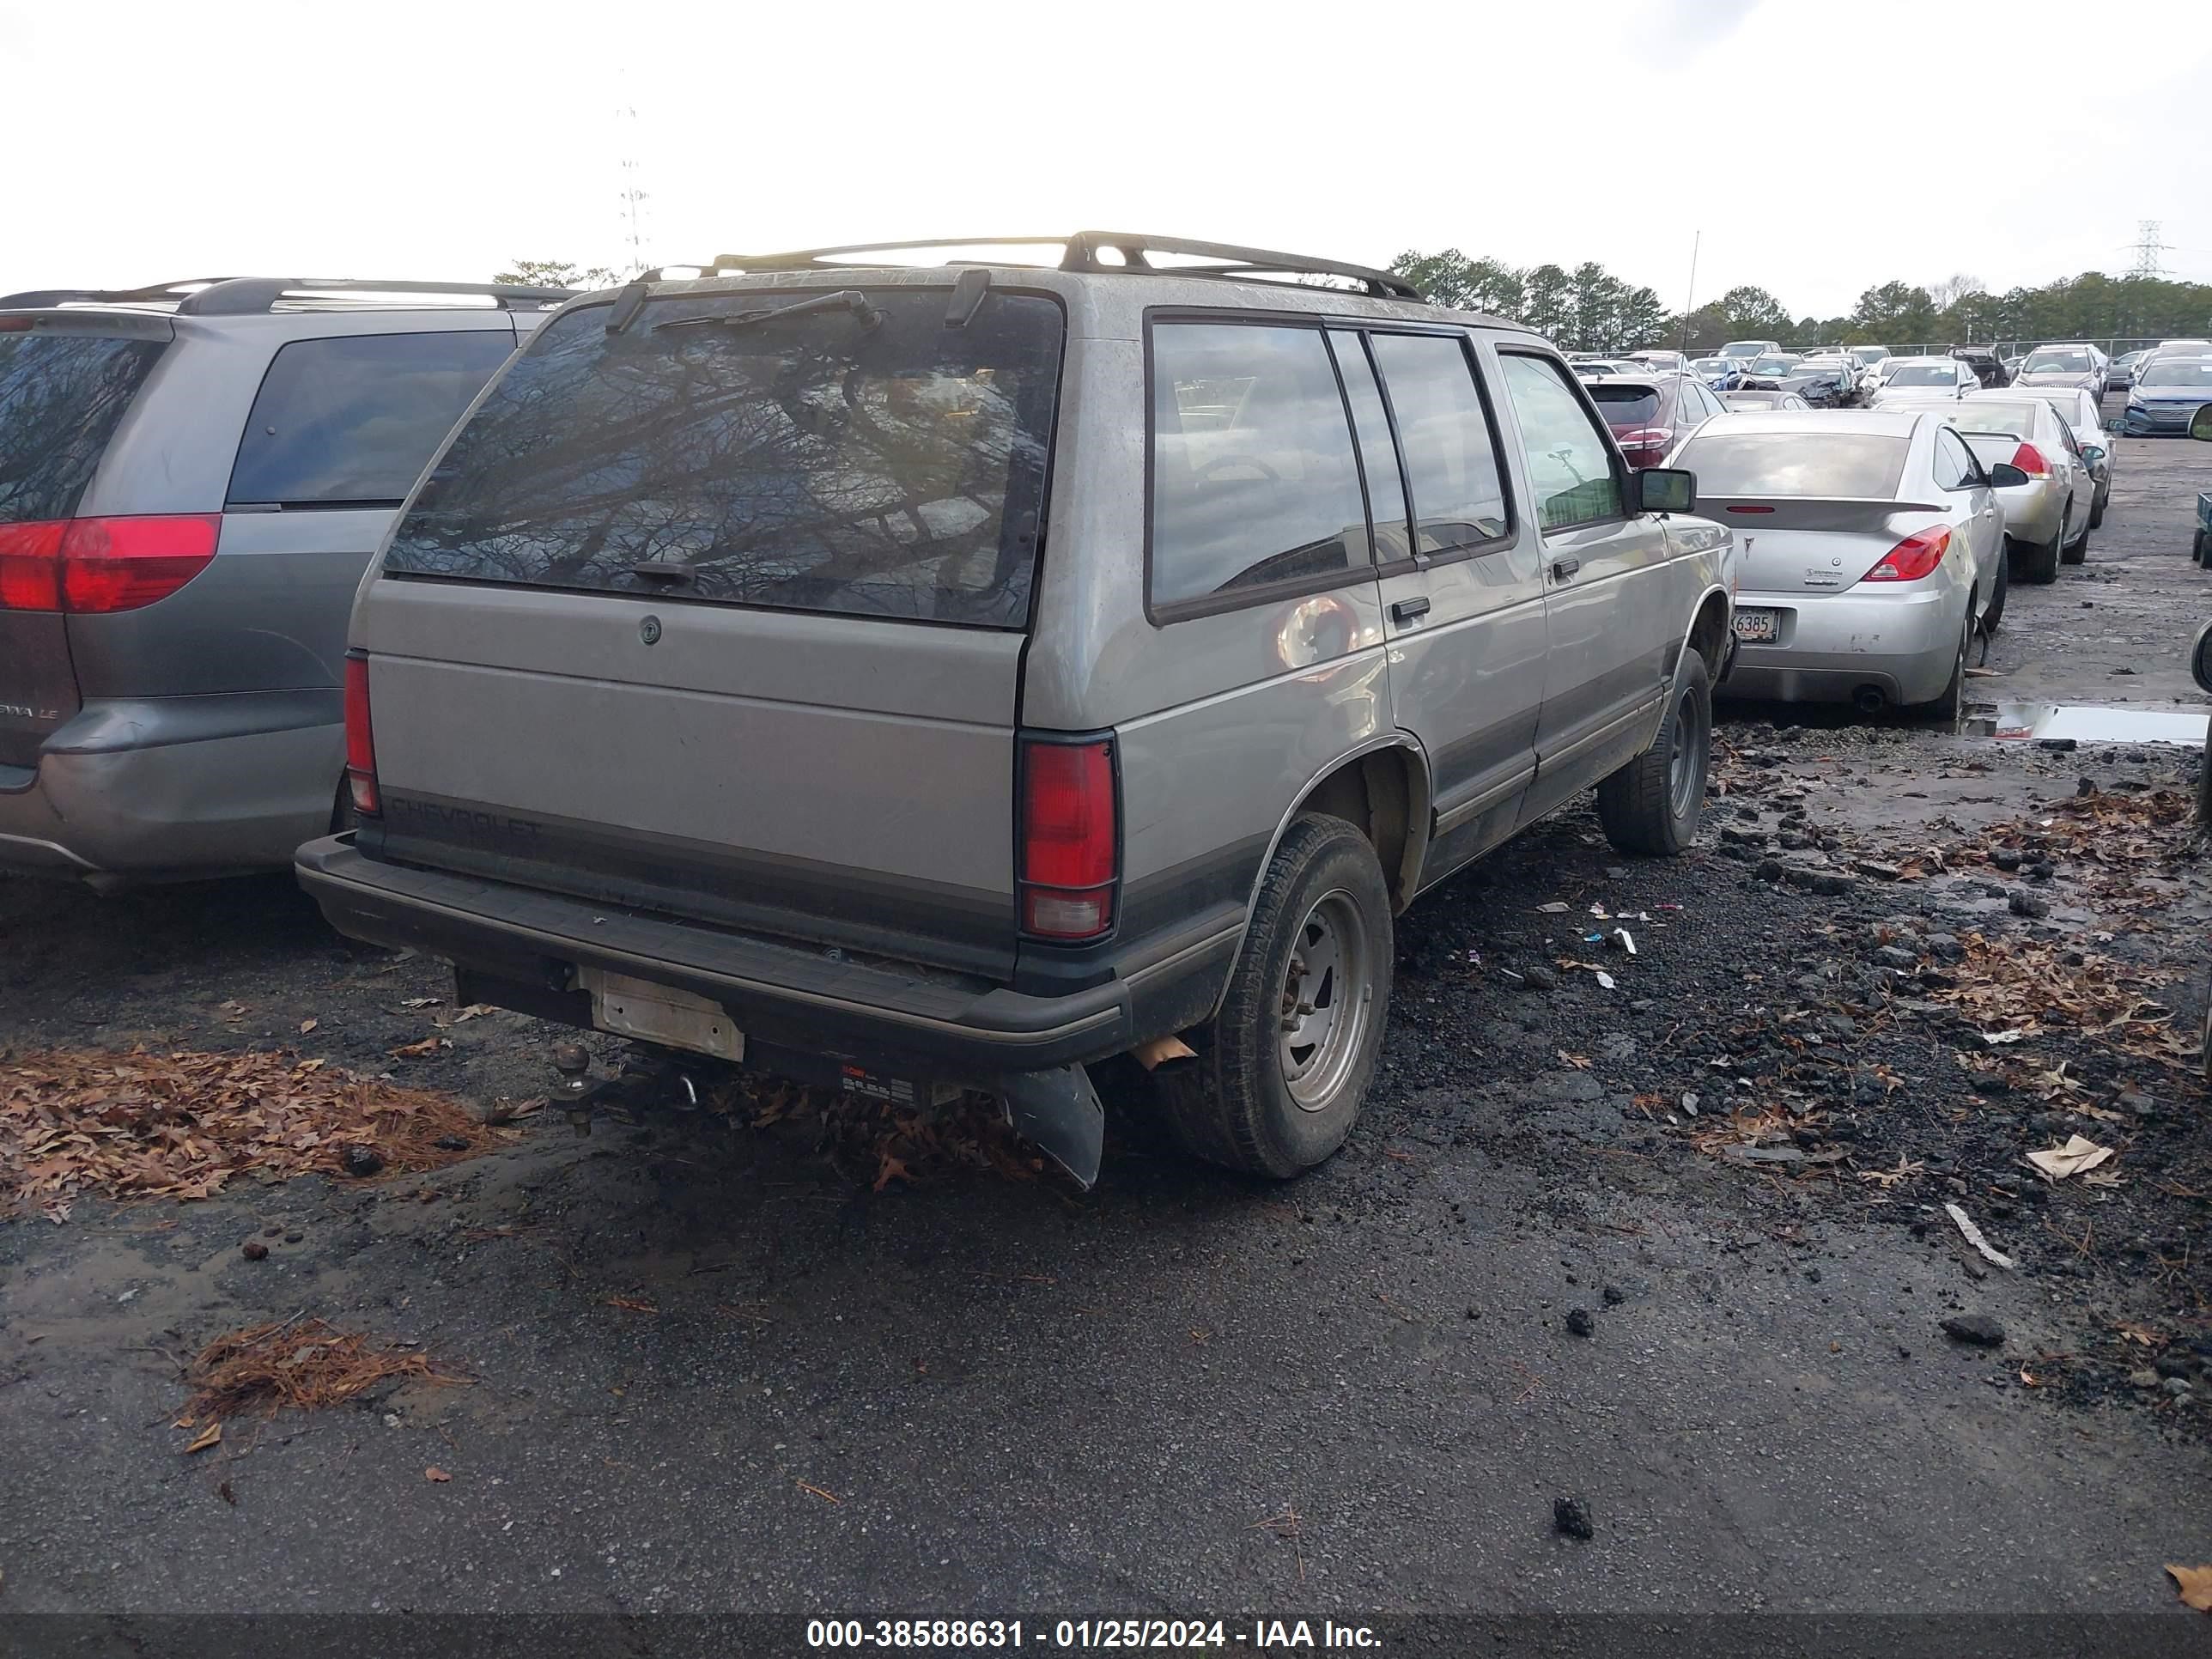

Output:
xmin=2008 ymin=528 xmax=2061 ymax=585
xmin=2088 ymin=489 xmax=2106 ymax=531
xmin=1155 ymin=815 xmax=1393 ymax=1178
xmin=1981 ymin=542 xmax=2008 ymax=631
xmin=1597 ymin=647 xmax=1711 ymax=857
xmin=2062 ymin=499 xmax=2089 ymax=565
xmin=2197 ymin=529 xmax=2210 ymax=567
xmin=1912 ymin=619 xmax=1969 ymax=726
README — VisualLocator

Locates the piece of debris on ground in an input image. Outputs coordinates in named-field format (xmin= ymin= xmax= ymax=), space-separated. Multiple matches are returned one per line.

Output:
xmin=182 ymin=1316 xmax=465 ymax=1422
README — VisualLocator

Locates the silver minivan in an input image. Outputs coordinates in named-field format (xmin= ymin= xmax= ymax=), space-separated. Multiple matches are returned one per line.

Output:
xmin=0 ymin=277 xmax=563 ymax=885
xmin=296 ymin=234 xmax=1735 ymax=1185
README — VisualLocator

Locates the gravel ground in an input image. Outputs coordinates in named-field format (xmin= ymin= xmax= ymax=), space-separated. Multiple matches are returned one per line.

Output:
xmin=3 ymin=428 xmax=2210 ymax=1634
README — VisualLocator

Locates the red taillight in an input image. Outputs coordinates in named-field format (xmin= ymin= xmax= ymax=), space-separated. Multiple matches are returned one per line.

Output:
xmin=1614 ymin=426 xmax=1674 ymax=467
xmin=0 ymin=514 xmax=220 ymax=612
xmin=58 ymin=515 xmax=221 ymax=612
xmin=0 ymin=520 xmax=66 ymax=609
xmin=0 ymin=316 xmax=32 ymax=333
xmin=2009 ymin=441 xmax=2050 ymax=480
xmin=344 ymin=651 xmax=380 ymax=817
xmin=1724 ymin=504 xmax=1777 ymax=514
xmin=1019 ymin=737 xmax=1116 ymax=939
xmin=1863 ymin=526 xmax=1951 ymax=583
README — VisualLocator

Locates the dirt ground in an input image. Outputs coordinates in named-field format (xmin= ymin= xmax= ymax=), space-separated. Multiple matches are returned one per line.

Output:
xmin=3 ymin=426 xmax=2211 ymax=1636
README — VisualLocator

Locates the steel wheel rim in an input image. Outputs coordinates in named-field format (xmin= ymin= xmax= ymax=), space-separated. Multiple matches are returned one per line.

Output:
xmin=1278 ymin=889 xmax=1370 ymax=1111
xmin=1666 ymin=678 xmax=1709 ymax=822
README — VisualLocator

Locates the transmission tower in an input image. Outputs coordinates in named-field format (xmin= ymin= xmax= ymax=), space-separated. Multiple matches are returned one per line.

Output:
xmin=2127 ymin=220 xmax=2171 ymax=279
xmin=615 ymin=103 xmax=649 ymax=277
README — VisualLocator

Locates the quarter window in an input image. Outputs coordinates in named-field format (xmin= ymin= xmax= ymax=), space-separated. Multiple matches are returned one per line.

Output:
xmin=230 ymin=331 xmax=517 ymax=507
xmin=1149 ymin=324 xmax=1369 ymax=610
xmin=1932 ymin=428 xmax=1978 ymax=489
xmin=1498 ymin=355 xmax=1623 ymax=530
xmin=1365 ymin=333 xmax=1510 ymax=554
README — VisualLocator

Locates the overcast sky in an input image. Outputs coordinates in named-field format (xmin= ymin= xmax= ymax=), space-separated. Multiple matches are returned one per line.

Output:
xmin=3 ymin=0 xmax=2206 ymax=318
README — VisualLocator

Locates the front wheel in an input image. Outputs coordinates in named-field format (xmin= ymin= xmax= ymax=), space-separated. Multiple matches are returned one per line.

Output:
xmin=1156 ymin=815 xmax=1393 ymax=1178
xmin=2088 ymin=489 xmax=2106 ymax=530
xmin=1597 ymin=647 xmax=1711 ymax=857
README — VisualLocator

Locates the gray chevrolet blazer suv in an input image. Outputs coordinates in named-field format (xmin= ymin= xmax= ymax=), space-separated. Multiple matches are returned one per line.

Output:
xmin=0 ymin=276 xmax=564 ymax=886
xmin=295 ymin=234 xmax=1734 ymax=1186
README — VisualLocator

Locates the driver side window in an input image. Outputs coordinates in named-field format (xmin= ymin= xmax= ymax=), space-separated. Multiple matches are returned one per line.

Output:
xmin=1498 ymin=355 xmax=1624 ymax=531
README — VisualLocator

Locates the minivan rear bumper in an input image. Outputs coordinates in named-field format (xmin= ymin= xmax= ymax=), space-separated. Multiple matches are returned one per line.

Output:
xmin=0 ymin=693 xmax=342 ymax=885
xmin=297 ymin=837 xmax=1234 ymax=1081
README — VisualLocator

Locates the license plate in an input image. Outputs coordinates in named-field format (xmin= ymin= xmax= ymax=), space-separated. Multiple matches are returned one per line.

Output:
xmin=582 ymin=969 xmax=744 ymax=1060
xmin=1733 ymin=607 xmax=1780 ymax=643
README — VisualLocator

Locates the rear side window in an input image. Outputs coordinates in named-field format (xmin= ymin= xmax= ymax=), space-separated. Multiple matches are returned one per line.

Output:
xmin=1674 ymin=432 xmax=1908 ymax=497
xmin=1366 ymin=333 xmax=1510 ymax=553
xmin=229 ymin=331 xmax=516 ymax=507
xmin=0 ymin=331 xmax=166 ymax=523
xmin=385 ymin=290 xmax=1064 ymax=628
xmin=1149 ymin=323 xmax=1368 ymax=611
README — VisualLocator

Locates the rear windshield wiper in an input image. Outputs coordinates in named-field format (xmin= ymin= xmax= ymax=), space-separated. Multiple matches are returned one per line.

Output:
xmin=650 ymin=289 xmax=883 ymax=337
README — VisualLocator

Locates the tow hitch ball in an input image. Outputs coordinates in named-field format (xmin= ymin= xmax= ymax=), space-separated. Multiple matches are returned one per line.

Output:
xmin=550 ymin=1042 xmax=703 ymax=1135
xmin=552 ymin=1041 xmax=595 ymax=1136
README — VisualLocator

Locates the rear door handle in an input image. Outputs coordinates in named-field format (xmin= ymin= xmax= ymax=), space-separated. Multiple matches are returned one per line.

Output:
xmin=1389 ymin=596 xmax=1431 ymax=625
xmin=1551 ymin=556 xmax=1581 ymax=581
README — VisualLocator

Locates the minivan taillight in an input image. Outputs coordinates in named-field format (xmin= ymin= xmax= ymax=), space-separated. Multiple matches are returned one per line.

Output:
xmin=344 ymin=651 xmax=380 ymax=818
xmin=0 ymin=514 xmax=220 ymax=613
xmin=1019 ymin=736 xmax=1117 ymax=939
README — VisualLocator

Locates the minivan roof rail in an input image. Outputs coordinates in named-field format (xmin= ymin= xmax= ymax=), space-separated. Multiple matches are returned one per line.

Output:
xmin=702 ymin=233 xmax=1426 ymax=302
xmin=0 ymin=277 xmax=573 ymax=314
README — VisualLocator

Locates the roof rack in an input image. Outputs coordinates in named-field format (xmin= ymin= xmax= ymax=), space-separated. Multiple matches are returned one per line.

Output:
xmin=702 ymin=233 xmax=1425 ymax=302
xmin=0 ymin=277 xmax=572 ymax=315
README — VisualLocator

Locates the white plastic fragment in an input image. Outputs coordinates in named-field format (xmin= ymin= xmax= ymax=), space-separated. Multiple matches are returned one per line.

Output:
xmin=1943 ymin=1201 xmax=2014 ymax=1269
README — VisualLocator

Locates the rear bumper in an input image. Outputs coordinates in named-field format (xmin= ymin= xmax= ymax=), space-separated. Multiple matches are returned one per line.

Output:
xmin=1718 ymin=583 xmax=1966 ymax=706
xmin=0 ymin=693 xmax=343 ymax=884
xmin=295 ymin=837 xmax=1237 ymax=1082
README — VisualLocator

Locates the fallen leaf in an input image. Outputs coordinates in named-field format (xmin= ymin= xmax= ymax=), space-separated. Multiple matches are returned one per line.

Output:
xmin=185 ymin=1421 xmax=222 ymax=1454
xmin=424 ymin=1466 xmax=452 ymax=1483
xmin=2167 ymin=1565 xmax=2212 ymax=1613
xmin=602 ymin=1295 xmax=659 ymax=1314
xmin=796 ymin=1480 xmax=840 ymax=1504
xmin=872 ymin=1153 xmax=912 ymax=1193
xmin=1557 ymin=1050 xmax=1591 ymax=1070
xmin=297 ymin=1018 xmax=319 ymax=1035
xmin=388 ymin=1036 xmax=446 ymax=1058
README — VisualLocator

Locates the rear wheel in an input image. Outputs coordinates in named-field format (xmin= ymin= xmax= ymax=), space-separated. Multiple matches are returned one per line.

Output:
xmin=1155 ymin=815 xmax=1393 ymax=1178
xmin=1981 ymin=543 xmax=2008 ymax=631
xmin=2062 ymin=499 xmax=2089 ymax=565
xmin=2088 ymin=488 xmax=2106 ymax=530
xmin=2009 ymin=527 xmax=2062 ymax=585
xmin=2196 ymin=529 xmax=2210 ymax=567
xmin=1597 ymin=647 xmax=1711 ymax=857
xmin=1912 ymin=619 xmax=1969 ymax=726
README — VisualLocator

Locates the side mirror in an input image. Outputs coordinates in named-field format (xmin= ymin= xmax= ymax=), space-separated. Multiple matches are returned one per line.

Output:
xmin=2194 ymin=618 xmax=2212 ymax=696
xmin=1637 ymin=467 xmax=1697 ymax=514
xmin=1987 ymin=463 xmax=2029 ymax=488
xmin=2193 ymin=404 xmax=2212 ymax=441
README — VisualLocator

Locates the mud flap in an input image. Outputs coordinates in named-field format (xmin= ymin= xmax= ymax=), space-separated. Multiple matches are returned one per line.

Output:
xmin=998 ymin=1065 xmax=1105 ymax=1190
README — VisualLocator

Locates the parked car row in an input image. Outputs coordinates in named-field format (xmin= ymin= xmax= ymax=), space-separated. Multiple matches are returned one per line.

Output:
xmin=1 ymin=238 xmax=1736 ymax=1188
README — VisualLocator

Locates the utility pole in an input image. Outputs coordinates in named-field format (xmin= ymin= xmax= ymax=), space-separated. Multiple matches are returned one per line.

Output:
xmin=1676 ymin=229 xmax=1700 ymax=356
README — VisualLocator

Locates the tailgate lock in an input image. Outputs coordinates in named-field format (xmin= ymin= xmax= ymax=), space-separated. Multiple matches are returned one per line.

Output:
xmin=638 ymin=615 xmax=662 ymax=645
